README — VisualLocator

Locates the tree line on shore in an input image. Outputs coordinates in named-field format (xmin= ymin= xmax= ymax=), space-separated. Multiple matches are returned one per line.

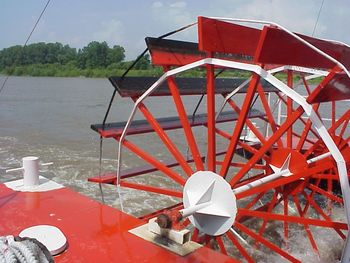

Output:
xmin=0 ymin=41 xmax=160 ymax=78
xmin=0 ymin=41 xmax=299 ymax=81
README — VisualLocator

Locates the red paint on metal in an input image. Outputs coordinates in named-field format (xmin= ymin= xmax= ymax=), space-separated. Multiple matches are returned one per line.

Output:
xmin=225 ymin=97 xmax=267 ymax=145
xmin=120 ymin=181 xmax=183 ymax=198
xmin=309 ymin=72 xmax=350 ymax=102
xmin=235 ymin=222 xmax=301 ymax=262
xmin=198 ymin=16 xmax=261 ymax=56
xmin=256 ymin=84 xmax=283 ymax=147
xmin=121 ymin=138 xmax=186 ymax=186
xmin=88 ymin=156 xmax=205 ymax=185
xmin=237 ymin=209 xmax=348 ymax=230
xmin=198 ymin=16 xmax=350 ymax=70
xmin=287 ymin=70 xmax=293 ymax=149
xmin=0 ymin=184 xmax=236 ymax=263
xmin=229 ymin=107 xmax=305 ymax=187
xmin=206 ymin=61 xmax=216 ymax=172
xmin=165 ymin=72 xmax=205 ymax=171
xmin=220 ymin=74 xmax=261 ymax=177
xmin=136 ymin=100 xmax=193 ymax=176
xmin=257 ymin=27 xmax=350 ymax=69
xmin=234 ymin=150 xmax=350 ymax=199
xmin=149 ymin=50 xmax=205 ymax=66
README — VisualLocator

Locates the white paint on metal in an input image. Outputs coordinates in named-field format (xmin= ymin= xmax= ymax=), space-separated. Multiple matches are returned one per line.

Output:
xmin=5 ymin=157 xmax=59 ymax=192
xmin=22 ymin=156 xmax=40 ymax=187
xmin=307 ymin=151 xmax=332 ymax=164
xmin=182 ymin=171 xmax=237 ymax=236
xmin=19 ymin=225 xmax=67 ymax=256
xmin=230 ymin=228 xmax=249 ymax=246
xmin=215 ymin=78 xmax=250 ymax=122
xmin=4 ymin=176 xmax=64 ymax=192
xmin=240 ymin=123 xmax=261 ymax=143
xmin=270 ymin=153 xmax=292 ymax=175
xmin=233 ymin=154 xmax=292 ymax=195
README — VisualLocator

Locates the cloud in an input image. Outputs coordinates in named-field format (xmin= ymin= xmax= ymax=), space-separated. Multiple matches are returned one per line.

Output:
xmin=203 ymin=0 xmax=336 ymax=40
xmin=152 ymin=1 xmax=163 ymax=8
xmin=209 ymin=0 xmax=319 ymax=34
xmin=150 ymin=1 xmax=195 ymax=38
xmin=92 ymin=19 xmax=124 ymax=46
xmin=170 ymin=1 xmax=187 ymax=8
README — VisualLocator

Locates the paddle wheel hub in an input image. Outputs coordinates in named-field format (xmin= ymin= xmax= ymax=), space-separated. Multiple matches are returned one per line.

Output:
xmin=269 ymin=149 xmax=308 ymax=196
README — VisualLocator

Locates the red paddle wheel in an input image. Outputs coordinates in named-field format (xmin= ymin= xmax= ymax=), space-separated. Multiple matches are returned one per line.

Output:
xmin=90 ymin=17 xmax=350 ymax=262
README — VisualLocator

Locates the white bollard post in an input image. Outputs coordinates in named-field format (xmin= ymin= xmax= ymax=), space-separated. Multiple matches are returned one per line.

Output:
xmin=22 ymin=156 xmax=40 ymax=187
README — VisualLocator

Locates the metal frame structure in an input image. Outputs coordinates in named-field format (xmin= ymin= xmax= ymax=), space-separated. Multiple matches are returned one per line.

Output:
xmin=90 ymin=16 xmax=350 ymax=262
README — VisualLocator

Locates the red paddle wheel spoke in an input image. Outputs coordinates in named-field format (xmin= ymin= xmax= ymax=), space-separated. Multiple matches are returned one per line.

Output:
xmin=237 ymin=209 xmax=348 ymax=230
xmin=136 ymin=101 xmax=193 ymax=175
xmin=307 ymin=183 xmax=343 ymax=204
xmin=220 ymin=74 xmax=261 ymax=177
xmin=229 ymin=107 xmax=305 ymax=187
xmin=120 ymin=181 xmax=182 ymax=198
xmin=166 ymin=74 xmax=205 ymax=171
xmin=256 ymin=84 xmax=283 ymax=147
xmin=120 ymin=139 xmax=186 ymax=186
xmin=276 ymin=92 xmax=320 ymax=139
xmin=283 ymin=196 xmax=289 ymax=241
xmin=256 ymin=191 xmax=279 ymax=239
xmin=215 ymin=236 xmax=228 ymax=255
xmin=292 ymin=195 xmax=320 ymax=255
xmin=296 ymin=104 xmax=321 ymax=151
xmin=226 ymin=231 xmax=255 ymax=263
xmin=235 ymin=222 xmax=301 ymax=262
xmin=302 ymin=191 xmax=346 ymax=239
xmin=206 ymin=62 xmax=216 ymax=171
xmin=225 ymin=97 xmax=267 ymax=144
xmin=214 ymin=126 xmax=270 ymax=161
xmin=339 ymin=119 xmax=349 ymax=138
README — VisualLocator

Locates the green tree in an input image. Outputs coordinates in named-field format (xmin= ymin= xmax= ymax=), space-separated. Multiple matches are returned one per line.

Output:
xmin=107 ymin=45 xmax=125 ymax=65
xmin=0 ymin=45 xmax=22 ymax=69
xmin=133 ymin=54 xmax=151 ymax=70
xmin=78 ymin=41 xmax=109 ymax=69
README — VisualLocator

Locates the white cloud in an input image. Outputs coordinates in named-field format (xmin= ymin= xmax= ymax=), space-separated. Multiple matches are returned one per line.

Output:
xmin=150 ymin=0 xmax=195 ymax=38
xmin=93 ymin=19 xmax=124 ymax=46
xmin=204 ymin=0 xmax=336 ymax=40
xmin=170 ymin=1 xmax=187 ymax=8
xmin=152 ymin=1 xmax=163 ymax=8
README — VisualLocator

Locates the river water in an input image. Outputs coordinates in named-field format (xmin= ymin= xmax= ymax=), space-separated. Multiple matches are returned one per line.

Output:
xmin=0 ymin=76 xmax=208 ymax=214
xmin=0 ymin=76 xmax=347 ymax=262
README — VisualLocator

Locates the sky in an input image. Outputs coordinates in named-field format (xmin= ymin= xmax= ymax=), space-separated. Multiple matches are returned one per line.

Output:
xmin=1 ymin=0 xmax=350 ymax=60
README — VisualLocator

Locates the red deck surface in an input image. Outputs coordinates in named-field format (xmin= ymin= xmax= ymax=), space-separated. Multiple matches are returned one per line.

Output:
xmin=0 ymin=183 xmax=236 ymax=263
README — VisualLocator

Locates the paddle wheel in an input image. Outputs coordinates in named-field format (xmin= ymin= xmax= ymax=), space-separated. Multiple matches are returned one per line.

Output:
xmin=90 ymin=17 xmax=350 ymax=262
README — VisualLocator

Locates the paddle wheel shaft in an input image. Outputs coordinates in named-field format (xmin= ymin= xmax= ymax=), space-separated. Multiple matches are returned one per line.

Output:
xmin=90 ymin=16 xmax=350 ymax=262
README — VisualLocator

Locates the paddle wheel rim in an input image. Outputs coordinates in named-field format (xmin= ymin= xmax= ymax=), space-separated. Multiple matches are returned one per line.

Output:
xmin=91 ymin=16 xmax=350 ymax=262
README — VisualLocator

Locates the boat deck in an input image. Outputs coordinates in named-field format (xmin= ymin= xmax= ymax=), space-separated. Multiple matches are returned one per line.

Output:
xmin=0 ymin=182 xmax=236 ymax=262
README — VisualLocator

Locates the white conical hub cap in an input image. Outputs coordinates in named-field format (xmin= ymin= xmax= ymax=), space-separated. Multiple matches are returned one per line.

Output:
xmin=183 ymin=171 xmax=237 ymax=236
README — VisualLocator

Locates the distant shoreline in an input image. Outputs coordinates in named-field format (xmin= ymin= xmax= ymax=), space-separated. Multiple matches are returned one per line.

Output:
xmin=0 ymin=65 xmax=162 ymax=78
xmin=0 ymin=67 xmax=322 ymax=85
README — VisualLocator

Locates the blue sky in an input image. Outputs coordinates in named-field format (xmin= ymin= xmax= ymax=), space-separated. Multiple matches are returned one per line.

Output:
xmin=1 ymin=0 xmax=350 ymax=60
